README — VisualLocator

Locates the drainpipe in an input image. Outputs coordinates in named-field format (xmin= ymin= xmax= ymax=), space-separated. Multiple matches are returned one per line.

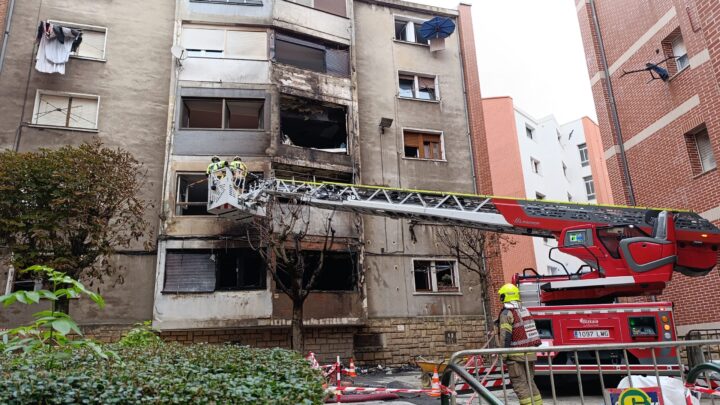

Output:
xmin=589 ymin=0 xmax=636 ymax=206
xmin=0 ymin=0 xmax=17 ymax=75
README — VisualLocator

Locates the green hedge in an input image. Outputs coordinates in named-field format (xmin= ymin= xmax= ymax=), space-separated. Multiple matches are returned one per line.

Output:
xmin=0 ymin=343 xmax=324 ymax=404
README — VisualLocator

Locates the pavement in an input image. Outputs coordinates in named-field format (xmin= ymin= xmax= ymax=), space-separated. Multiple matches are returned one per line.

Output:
xmin=331 ymin=369 xmax=608 ymax=404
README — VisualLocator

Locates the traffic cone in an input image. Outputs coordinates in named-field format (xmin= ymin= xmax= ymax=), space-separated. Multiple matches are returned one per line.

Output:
xmin=429 ymin=366 xmax=441 ymax=397
xmin=347 ymin=358 xmax=357 ymax=377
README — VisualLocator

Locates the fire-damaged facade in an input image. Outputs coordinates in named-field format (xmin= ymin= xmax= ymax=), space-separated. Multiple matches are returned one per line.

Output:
xmin=154 ymin=0 xmax=487 ymax=366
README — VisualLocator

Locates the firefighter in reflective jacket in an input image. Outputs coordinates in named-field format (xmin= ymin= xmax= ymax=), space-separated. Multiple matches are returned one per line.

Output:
xmin=229 ymin=156 xmax=248 ymax=190
xmin=206 ymin=156 xmax=228 ymax=191
xmin=497 ymin=283 xmax=543 ymax=405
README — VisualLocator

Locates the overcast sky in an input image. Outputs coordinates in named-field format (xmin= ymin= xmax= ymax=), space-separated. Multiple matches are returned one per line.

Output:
xmin=411 ymin=0 xmax=598 ymax=124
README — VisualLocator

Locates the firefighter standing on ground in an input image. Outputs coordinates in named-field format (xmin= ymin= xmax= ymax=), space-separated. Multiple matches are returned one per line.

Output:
xmin=497 ymin=283 xmax=543 ymax=405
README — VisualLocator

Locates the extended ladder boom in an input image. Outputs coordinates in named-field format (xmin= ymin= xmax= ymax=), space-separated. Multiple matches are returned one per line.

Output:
xmin=207 ymin=170 xmax=720 ymax=302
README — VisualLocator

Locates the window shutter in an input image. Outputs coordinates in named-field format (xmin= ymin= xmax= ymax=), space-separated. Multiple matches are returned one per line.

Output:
xmin=68 ymin=97 xmax=99 ymax=129
xmin=696 ymin=132 xmax=717 ymax=171
xmin=314 ymin=0 xmax=346 ymax=16
xmin=182 ymin=28 xmax=225 ymax=51
xmin=226 ymin=31 xmax=268 ymax=60
xmin=325 ymin=48 xmax=349 ymax=76
xmin=35 ymin=94 xmax=70 ymax=126
xmin=418 ymin=77 xmax=435 ymax=90
xmin=164 ymin=251 xmax=216 ymax=293
xmin=78 ymin=30 xmax=105 ymax=59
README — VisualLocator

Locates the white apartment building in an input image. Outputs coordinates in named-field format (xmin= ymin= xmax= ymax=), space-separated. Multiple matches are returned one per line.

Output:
xmin=483 ymin=96 xmax=611 ymax=280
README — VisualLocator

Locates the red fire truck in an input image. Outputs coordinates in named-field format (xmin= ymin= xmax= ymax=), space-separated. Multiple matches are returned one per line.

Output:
xmin=207 ymin=174 xmax=720 ymax=373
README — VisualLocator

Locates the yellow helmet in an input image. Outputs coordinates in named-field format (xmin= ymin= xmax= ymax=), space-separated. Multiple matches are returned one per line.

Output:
xmin=498 ymin=283 xmax=520 ymax=303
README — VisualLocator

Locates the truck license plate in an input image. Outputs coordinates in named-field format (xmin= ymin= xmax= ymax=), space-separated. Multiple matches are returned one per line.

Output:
xmin=573 ymin=329 xmax=610 ymax=338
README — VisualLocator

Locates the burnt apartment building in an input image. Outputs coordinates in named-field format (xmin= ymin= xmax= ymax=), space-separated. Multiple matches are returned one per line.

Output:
xmin=0 ymin=0 xmax=174 ymax=335
xmin=576 ymin=0 xmax=720 ymax=332
xmin=154 ymin=0 xmax=487 ymax=366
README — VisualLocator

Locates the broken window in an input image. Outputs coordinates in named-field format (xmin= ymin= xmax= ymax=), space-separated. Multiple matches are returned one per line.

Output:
xmin=403 ymin=130 xmax=443 ymax=160
xmin=394 ymin=18 xmax=428 ymax=44
xmin=277 ymin=251 xmax=357 ymax=291
xmin=413 ymin=260 xmax=458 ymax=293
xmin=397 ymin=73 xmax=437 ymax=100
xmin=662 ymin=28 xmax=688 ymax=75
xmin=181 ymin=98 xmax=264 ymax=130
xmin=273 ymin=163 xmax=352 ymax=183
xmin=275 ymin=33 xmax=349 ymax=76
xmin=163 ymin=248 xmax=266 ymax=293
xmin=280 ymin=95 xmax=348 ymax=152
xmin=176 ymin=173 xmax=209 ymax=216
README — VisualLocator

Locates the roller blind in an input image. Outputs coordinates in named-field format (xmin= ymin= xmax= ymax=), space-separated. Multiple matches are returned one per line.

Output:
xmin=226 ymin=31 xmax=268 ymax=60
xmin=163 ymin=251 xmax=216 ymax=293
xmin=182 ymin=28 xmax=225 ymax=51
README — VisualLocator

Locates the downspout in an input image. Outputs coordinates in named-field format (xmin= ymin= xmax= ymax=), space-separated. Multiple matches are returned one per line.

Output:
xmin=0 ymin=0 xmax=17 ymax=75
xmin=588 ymin=0 xmax=636 ymax=205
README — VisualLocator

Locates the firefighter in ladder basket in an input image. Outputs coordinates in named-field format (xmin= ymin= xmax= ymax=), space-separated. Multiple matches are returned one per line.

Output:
xmin=497 ymin=283 xmax=543 ymax=405
xmin=229 ymin=156 xmax=248 ymax=192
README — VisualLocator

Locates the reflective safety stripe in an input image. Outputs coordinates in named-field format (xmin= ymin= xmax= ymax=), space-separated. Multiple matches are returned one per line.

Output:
xmin=500 ymin=323 xmax=513 ymax=332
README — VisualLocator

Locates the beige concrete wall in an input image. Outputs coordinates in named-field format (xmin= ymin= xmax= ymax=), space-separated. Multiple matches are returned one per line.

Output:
xmin=0 ymin=0 xmax=174 ymax=327
xmin=354 ymin=0 xmax=482 ymax=319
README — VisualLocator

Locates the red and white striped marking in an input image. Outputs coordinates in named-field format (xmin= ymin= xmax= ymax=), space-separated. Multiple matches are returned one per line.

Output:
xmin=686 ymin=384 xmax=720 ymax=396
xmin=329 ymin=385 xmax=454 ymax=396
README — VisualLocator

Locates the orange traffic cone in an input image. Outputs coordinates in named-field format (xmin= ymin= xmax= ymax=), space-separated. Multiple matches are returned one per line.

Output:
xmin=348 ymin=358 xmax=357 ymax=377
xmin=429 ymin=366 xmax=441 ymax=397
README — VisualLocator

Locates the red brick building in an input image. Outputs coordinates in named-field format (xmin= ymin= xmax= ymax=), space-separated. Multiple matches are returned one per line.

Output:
xmin=577 ymin=0 xmax=720 ymax=332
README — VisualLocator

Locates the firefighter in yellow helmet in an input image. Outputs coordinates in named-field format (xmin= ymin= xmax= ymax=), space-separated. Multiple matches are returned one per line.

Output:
xmin=229 ymin=156 xmax=248 ymax=190
xmin=497 ymin=283 xmax=543 ymax=405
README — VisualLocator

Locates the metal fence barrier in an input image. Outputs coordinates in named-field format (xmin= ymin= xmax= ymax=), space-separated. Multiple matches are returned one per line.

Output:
xmin=440 ymin=339 xmax=720 ymax=405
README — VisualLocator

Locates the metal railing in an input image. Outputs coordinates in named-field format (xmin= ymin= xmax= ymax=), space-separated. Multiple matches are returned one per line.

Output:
xmin=440 ymin=339 xmax=720 ymax=405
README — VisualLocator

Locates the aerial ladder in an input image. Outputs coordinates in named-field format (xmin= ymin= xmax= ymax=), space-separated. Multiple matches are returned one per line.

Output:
xmin=208 ymin=169 xmax=720 ymax=304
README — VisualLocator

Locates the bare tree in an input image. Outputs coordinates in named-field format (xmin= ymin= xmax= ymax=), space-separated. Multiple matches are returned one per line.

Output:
xmin=433 ymin=225 xmax=515 ymax=327
xmin=249 ymin=196 xmax=336 ymax=352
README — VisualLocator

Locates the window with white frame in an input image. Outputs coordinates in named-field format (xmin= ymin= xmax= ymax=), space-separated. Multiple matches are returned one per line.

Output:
xmin=182 ymin=27 xmax=268 ymax=60
xmin=685 ymin=126 xmax=716 ymax=174
xmin=413 ymin=259 xmax=459 ymax=293
xmin=530 ymin=157 xmax=541 ymax=175
xmin=394 ymin=18 xmax=428 ymax=44
xmin=584 ymin=175 xmax=596 ymax=200
xmin=403 ymin=130 xmax=443 ymax=160
xmin=32 ymin=91 xmax=99 ymax=130
xmin=398 ymin=73 xmax=437 ymax=100
xmin=671 ymin=34 xmax=689 ymax=71
xmin=578 ymin=143 xmax=589 ymax=166
xmin=526 ymin=125 xmax=534 ymax=140
xmin=48 ymin=21 xmax=107 ymax=60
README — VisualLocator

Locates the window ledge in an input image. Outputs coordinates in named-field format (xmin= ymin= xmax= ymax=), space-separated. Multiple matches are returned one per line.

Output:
xmin=668 ymin=65 xmax=690 ymax=82
xmin=393 ymin=39 xmax=429 ymax=48
xmin=177 ymin=128 xmax=266 ymax=132
xmin=693 ymin=166 xmax=717 ymax=180
xmin=413 ymin=292 xmax=463 ymax=296
xmin=402 ymin=157 xmax=447 ymax=163
xmin=27 ymin=124 xmax=98 ymax=133
xmin=397 ymin=96 xmax=440 ymax=104
xmin=70 ymin=55 xmax=106 ymax=63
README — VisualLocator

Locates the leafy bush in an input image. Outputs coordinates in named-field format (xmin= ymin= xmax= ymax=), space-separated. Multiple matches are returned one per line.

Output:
xmin=117 ymin=321 xmax=162 ymax=348
xmin=0 ymin=343 xmax=325 ymax=404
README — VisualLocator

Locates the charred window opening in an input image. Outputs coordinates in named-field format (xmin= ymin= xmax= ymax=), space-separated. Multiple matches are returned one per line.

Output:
xmin=275 ymin=33 xmax=349 ymax=76
xmin=181 ymin=98 xmax=264 ymax=130
xmin=280 ymin=95 xmax=348 ymax=152
xmin=273 ymin=163 xmax=352 ymax=183
xmin=163 ymin=248 xmax=266 ymax=293
xmin=176 ymin=173 xmax=209 ymax=216
xmin=277 ymin=251 xmax=357 ymax=291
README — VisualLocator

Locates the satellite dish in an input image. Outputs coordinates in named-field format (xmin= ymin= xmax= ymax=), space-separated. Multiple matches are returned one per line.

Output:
xmin=419 ymin=16 xmax=456 ymax=40
xmin=171 ymin=45 xmax=185 ymax=59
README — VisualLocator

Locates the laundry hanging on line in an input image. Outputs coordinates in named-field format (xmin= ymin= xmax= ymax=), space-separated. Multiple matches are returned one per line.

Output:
xmin=35 ymin=21 xmax=83 ymax=74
